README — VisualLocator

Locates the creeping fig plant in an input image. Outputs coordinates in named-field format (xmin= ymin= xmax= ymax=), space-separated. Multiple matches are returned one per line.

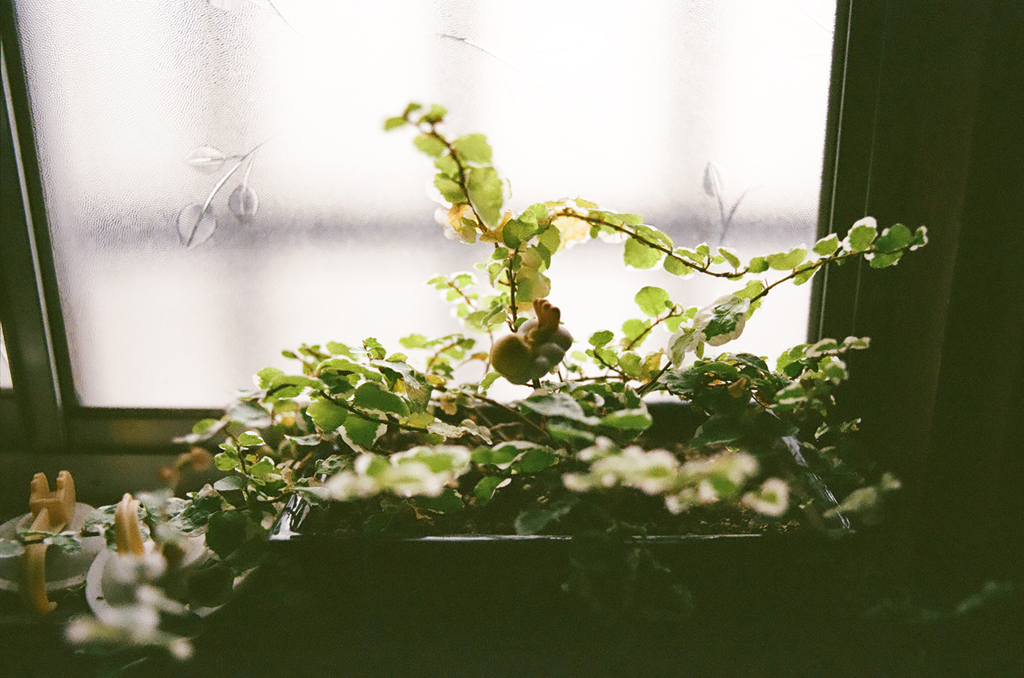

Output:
xmin=153 ymin=103 xmax=925 ymax=547
xmin=2 ymin=105 xmax=927 ymax=647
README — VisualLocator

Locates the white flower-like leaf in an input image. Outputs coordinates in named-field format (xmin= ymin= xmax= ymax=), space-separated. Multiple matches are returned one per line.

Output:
xmin=184 ymin=146 xmax=228 ymax=174
xmin=741 ymin=478 xmax=790 ymax=517
xmin=176 ymin=203 xmax=217 ymax=248
xmin=229 ymin=183 xmax=259 ymax=223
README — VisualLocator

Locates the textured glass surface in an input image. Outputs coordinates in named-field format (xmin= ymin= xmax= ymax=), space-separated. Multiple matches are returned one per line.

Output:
xmin=13 ymin=0 xmax=837 ymax=407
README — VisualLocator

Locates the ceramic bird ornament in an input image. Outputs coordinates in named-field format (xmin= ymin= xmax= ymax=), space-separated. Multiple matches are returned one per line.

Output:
xmin=490 ymin=298 xmax=573 ymax=385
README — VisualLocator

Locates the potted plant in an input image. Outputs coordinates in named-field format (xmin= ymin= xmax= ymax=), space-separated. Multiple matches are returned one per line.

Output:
xmin=0 ymin=103 xmax=923 ymax=666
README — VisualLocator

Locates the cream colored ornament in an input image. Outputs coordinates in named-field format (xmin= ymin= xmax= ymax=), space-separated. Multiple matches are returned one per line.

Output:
xmin=490 ymin=299 xmax=573 ymax=385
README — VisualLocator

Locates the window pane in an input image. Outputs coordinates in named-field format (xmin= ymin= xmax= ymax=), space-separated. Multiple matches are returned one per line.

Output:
xmin=12 ymin=0 xmax=837 ymax=407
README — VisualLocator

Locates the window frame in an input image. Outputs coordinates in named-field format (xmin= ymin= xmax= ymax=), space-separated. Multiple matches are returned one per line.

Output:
xmin=0 ymin=0 xmax=934 ymax=459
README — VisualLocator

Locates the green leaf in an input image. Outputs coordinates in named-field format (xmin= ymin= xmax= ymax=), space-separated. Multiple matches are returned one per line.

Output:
xmin=846 ymin=219 xmax=878 ymax=252
xmin=813 ymin=233 xmax=840 ymax=256
xmin=206 ymin=510 xmax=263 ymax=561
xmin=618 ymin=352 xmax=643 ymax=378
xmin=748 ymin=256 xmax=770 ymax=273
xmin=434 ymin=175 xmax=466 ymax=203
xmin=869 ymin=251 xmax=903 ymax=269
xmin=622 ymin=318 xmax=647 ymax=342
xmin=515 ymin=507 xmax=555 ymax=536
xmin=702 ymin=296 xmax=750 ymax=345
xmin=513 ymin=448 xmax=559 ymax=473
xmin=419 ymin=104 xmax=447 ymax=124
xmin=546 ymin=421 xmax=597 ymax=445
xmin=600 ymin=408 xmax=653 ymax=431
xmin=326 ymin=341 xmax=355 ymax=357
xmin=384 ymin=116 xmax=407 ymax=131
xmin=663 ymin=254 xmax=694 ymax=277
xmin=400 ymin=334 xmax=428 ymax=349
xmin=623 ymin=238 xmax=662 ymax=269
xmin=473 ymin=476 xmax=506 ymax=506
xmin=307 ymin=399 xmax=349 ymax=433
xmin=519 ymin=393 xmax=591 ymax=422
xmin=766 ymin=248 xmax=807 ymax=271
xmin=214 ymin=452 xmax=239 ymax=472
xmin=343 ymin=414 xmax=384 ymax=448
xmin=514 ymin=496 xmax=578 ymax=535
xmin=466 ymin=166 xmax=503 ymax=228
xmin=718 ymin=247 xmax=741 ymax=269
xmin=414 ymin=133 xmax=447 ymax=158
xmin=213 ymin=475 xmax=246 ymax=493
xmin=875 ymin=223 xmax=912 ymax=252
xmin=472 ymin=445 xmax=520 ymax=467
xmin=635 ymin=286 xmax=671 ymax=317
xmin=452 ymin=133 xmax=493 ymax=164
xmin=413 ymin=488 xmax=464 ymax=514
xmin=793 ymin=264 xmax=818 ymax=285
xmin=45 ymin=534 xmax=84 ymax=554
xmin=589 ymin=330 xmax=614 ymax=348
xmin=248 ymin=456 xmax=276 ymax=481
xmin=256 ymin=367 xmax=284 ymax=390
xmin=236 ymin=431 xmax=265 ymax=447
xmin=434 ymin=154 xmax=460 ymax=179
xmin=352 ymin=382 xmax=409 ymax=416
xmin=502 ymin=218 xmax=540 ymax=249
xmin=691 ymin=414 xmax=746 ymax=448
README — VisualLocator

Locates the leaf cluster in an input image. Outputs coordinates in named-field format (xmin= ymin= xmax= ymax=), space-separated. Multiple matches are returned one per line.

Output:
xmin=107 ymin=105 xmax=930 ymax=568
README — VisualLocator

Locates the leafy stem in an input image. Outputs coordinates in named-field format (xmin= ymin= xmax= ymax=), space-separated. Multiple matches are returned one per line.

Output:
xmin=411 ymin=118 xmax=494 ymax=239
xmin=503 ymin=248 xmax=520 ymax=328
xmin=624 ymin=308 xmax=685 ymax=352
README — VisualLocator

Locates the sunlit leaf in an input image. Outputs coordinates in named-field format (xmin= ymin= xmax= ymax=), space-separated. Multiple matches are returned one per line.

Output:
xmin=452 ymin=133 xmax=493 ymax=165
xmin=600 ymin=408 xmax=653 ymax=431
xmin=875 ymin=223 xmax=912 ymax=252
xmin=663 ymin=253 xmax=694 ymax=277
xmin=177 ymin=203 xmax=217 ymax=248
xmin=419 ymin=104 xmax=447 ymax=124
xmin=307 ymin=400 xmax=348 ymax=433
xmin=868 ymin=251 xmax=903 ymax=269
xmin=434 ymin=175 xmax=466 ymax=203
xmin=624 ymin=238 xmax=661 ymax=269
xmin=466 ymin=166 xmax=503 ymax=228
xmin=622 ymin=319 xmax=647 ymax=342
xmin=766 ymin=248 xmax=807 ymax=271
xmin=353 ymin=382 xmax=409 ymax=417
xmin=846 ymin=217 xmax=878 ymax=252
xmin=519 ymin=393 xmax=590 ymax=422
xmin=812 ymin=233 xmax=840 ymax=256
xmin=635 ymin=286 xmax=671 ymax=317
xmin=589 ymin=330 xmax=614 ymax=348
xmin=414 ymin=133 xmax=447 ymax=158
xmin=343 ymin=414 xmax=385 ymax=448
xmin=718 ymin=247 xmax=741 ymax=269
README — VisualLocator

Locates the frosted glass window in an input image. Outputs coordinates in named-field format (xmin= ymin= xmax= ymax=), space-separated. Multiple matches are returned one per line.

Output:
xmin=11 ymin=0 xmax=837 ymax=408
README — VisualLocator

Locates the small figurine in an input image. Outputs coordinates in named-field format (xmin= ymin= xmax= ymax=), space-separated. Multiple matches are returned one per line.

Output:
xmin=490 ymin=299 xmax=573 ymax=385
